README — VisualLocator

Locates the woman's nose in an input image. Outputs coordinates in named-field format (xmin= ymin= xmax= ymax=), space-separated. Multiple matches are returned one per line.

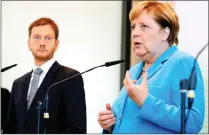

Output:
xmin=132 ymin=31 xmax=141 ymax=39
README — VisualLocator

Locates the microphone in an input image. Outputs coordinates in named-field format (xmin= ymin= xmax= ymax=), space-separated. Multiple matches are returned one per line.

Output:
xmin=180 ymin=43 xmax=208 ymax=134
xmin=187 ymin=43 xmax=208 ymax=109
xmin=105 ymin=60 xmax=125 ymax=67
xmin=1 ymin=64 xmax=17 ymax=72
xmin=42 ymin=60 xmax=124 ymax=119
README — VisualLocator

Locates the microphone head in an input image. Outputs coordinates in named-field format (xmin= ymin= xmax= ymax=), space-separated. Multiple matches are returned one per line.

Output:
xmin=105 ymin=60 xmax=125 ymax=67
xmin=1 ymin=64 xmax=17 ymax=72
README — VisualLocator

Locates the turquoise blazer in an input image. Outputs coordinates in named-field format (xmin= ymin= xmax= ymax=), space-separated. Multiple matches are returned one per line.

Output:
xmin=107 ymin=46 xmax=205 ymax=133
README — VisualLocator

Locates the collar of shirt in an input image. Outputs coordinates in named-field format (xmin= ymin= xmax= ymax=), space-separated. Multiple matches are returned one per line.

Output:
xmin=32 ymin=58 xmax=56 ymax=76
xmin=27 ymin=58 xmax=56 ymax=99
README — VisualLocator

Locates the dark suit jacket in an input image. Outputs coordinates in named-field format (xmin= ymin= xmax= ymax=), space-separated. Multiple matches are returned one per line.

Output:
xmin=1 ymin=88 xmax=11 ymax=130
xmin=3 ymin=61 xmax=87 ymax=134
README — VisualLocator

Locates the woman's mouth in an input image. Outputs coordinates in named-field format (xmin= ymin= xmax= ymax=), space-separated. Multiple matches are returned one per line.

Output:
xmin=134 ymin=42 xmax=142 ymax=48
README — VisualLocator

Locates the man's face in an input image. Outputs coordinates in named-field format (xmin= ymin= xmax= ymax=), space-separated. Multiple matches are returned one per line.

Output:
xmin=28 ymin=24 xmax=59 ymax=62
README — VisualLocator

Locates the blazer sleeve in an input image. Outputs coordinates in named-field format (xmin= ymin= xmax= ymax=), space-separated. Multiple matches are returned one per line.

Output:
xmin=3 ymin=81 xmax=17 ymax=133
xmin=62 ymin=70 xmax=87 ymax=133
xmin=138 ymin=58 xmax=205 ymax=133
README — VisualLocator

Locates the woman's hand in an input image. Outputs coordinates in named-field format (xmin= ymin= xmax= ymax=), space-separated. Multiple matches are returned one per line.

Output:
xmin=98 ymin=103 xmax=116 ymax=133
xmin=123 ymin=71 xmax=148 ymax=107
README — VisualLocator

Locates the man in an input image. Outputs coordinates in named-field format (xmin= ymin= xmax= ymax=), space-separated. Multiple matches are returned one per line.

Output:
xmin=1 ymin=88 xmax=10 ymax=130
xmin=3 ymin=17 xmax=87 ymax=134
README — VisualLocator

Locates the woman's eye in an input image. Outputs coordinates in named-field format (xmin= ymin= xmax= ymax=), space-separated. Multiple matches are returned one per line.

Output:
xmin=131 ymin=25 xmax=135 ymax=30
xmin=142 ymin=25 xmax=147 ymax=28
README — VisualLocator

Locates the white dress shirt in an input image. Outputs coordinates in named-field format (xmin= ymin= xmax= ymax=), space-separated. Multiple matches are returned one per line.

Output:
xmin=27 ymin=58 xmax=56 ymax=99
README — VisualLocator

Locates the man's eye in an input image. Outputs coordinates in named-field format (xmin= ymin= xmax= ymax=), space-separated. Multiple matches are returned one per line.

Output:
xmin=34 ymin=36 xmax=40 ymax=39
xmin=46 ymin=37 xmax=51 ymax=40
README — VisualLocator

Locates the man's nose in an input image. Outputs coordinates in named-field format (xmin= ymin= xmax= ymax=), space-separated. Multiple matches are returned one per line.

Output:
xmin=39 ymin=39 xmax=46 ymax=46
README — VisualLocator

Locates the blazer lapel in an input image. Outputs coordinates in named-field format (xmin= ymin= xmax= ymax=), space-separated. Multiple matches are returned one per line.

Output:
xmin=146 ymin=46 xmax=178 ymax=80
xmin=146 ymin=61 xmax=163 ymax=80
xmin=117 ymin=46 xmax=178 ymax=119
xmin=117 ymin=63 xmax=144 ymax=113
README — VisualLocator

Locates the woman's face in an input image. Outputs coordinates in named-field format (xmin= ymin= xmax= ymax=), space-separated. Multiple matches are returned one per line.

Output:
xmin=131 ymin=10 xmax=168 ymax=58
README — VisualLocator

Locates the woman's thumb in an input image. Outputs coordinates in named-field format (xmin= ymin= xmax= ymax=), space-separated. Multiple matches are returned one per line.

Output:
xmin=106 ymin=103 xmax=111 ymax=110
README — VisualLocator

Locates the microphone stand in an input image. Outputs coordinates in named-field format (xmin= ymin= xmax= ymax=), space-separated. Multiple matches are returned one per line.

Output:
xmin=180 ymin=43 xmax=208 ymax=134
xmin=36 ymin=101 xmax=42 ymax=134
xmin=36 ymin=60 xmax=125 ymax=133
xmin=42 ymin=64 xmax=106 ymax=120
xmin=180 ymin=80 xmax=189 ymax=134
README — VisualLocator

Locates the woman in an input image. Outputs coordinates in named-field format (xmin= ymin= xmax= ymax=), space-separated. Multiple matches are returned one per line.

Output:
xmin=98 ymin=1 xmax=205 ymax=134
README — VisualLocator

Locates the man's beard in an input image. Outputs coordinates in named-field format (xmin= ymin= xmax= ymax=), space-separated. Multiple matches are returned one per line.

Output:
xmin=32 ymin=50 xmax=54 ymax=61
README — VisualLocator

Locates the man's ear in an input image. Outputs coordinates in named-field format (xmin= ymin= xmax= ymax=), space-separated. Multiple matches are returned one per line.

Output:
xmin=28 ymin=39 xmax=31 ymax=51
xmin=55 ymin=40 xmax=59 ymax=52
xmin=162 ymin=27 xmax=170 ymax=41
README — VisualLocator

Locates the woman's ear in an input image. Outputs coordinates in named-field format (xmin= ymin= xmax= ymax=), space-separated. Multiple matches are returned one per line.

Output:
xmin=162 ymin=27 xmax=170 ymax=41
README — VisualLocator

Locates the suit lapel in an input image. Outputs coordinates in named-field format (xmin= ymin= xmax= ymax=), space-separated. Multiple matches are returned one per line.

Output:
xmin=18 ymin=71 xmax=32 ymax=127
xmin=24 ymin=61 xmax=60 ymax=122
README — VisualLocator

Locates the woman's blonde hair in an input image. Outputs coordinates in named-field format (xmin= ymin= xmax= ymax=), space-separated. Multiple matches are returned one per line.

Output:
xmin=129 ymin=1 xmax=179 ymax=45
